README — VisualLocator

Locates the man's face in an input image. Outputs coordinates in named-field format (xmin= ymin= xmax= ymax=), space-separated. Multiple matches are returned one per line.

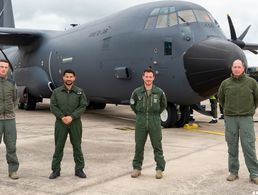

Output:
xmin=63 ymin=73 xmax=76 ymax=86
xmin=231 ymin=60 xmax=245 ymax=77
xmin=0 ymin=61 xmax=9 ymax=77
xmin=142 ymin=71 xmax=155 ymax=86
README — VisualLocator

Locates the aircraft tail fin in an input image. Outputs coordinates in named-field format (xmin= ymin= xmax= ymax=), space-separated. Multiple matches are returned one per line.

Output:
xmin=0 ymin=0 xmax=14 ymax=28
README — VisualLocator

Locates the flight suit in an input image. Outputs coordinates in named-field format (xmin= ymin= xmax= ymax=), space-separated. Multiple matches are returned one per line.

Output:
xmin=0 ymin=78 xmax=19 ymax=173
xmin=218 ymin=74 xmax=258 ymax=179
xmin=130 ymin=85 xmax=167 ymax=171
xmin=50 ymin=85 xmax=87 ymax=172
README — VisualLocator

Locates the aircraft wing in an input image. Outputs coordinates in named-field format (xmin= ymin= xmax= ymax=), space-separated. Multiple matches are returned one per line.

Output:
xmin=0 ymin=27 xmax=59 ymax=46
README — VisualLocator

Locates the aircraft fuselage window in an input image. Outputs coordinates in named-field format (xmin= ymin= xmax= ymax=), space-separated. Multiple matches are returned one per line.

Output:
xmin=178 ymin=10 xmax=196 ymax=24
xmin=194 ymin=10 xmax=211 ymax=23
xmin=164 ymin=41 xmax=172 ymax=55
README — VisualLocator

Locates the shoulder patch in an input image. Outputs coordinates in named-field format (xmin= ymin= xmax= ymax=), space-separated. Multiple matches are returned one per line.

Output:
xmin=130 ymin=98 xmax=135 ymax=105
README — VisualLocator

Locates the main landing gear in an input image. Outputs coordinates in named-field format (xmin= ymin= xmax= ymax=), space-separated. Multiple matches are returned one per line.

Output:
xmin=160 ymin=103 xmax=190 ymax=128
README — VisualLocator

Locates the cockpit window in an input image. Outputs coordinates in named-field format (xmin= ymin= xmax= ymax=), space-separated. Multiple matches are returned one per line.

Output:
xmin=156 ymin=14 xmax=168 ymax=28
xmin=160 ymin=7 xmax=169 ymax=15
xmin=194 ymin=10 xmax=211 ymax=22
xmin=178 ymin=10 xmax=196 ymax=24
xmin=145 ymin=16 xmax=158 ymax=29
xmin=168 ymin=12 xmax=177 ymax=27
xmin=145 ymin=7 xmax=215 ymax=29
xmin=150 ymin=8 xmax=160 ymax=16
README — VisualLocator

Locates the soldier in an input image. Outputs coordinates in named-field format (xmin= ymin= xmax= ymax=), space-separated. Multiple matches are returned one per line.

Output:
xmin=130 ymin=68 xmax=167 ymax=179
xmin=218 ymin=59 xmax=258 ymax=184
xmin=0 ymin=59 xmax=19 ymax=180
xmin=49 ymin=69 xmax=87 ymax=179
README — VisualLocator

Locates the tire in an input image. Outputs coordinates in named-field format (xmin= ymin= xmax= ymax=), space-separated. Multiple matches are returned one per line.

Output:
xmin=23 ymin=92 xmax=37 ymax=110
xmin=160 ymin=103 xmax=177 ymax=128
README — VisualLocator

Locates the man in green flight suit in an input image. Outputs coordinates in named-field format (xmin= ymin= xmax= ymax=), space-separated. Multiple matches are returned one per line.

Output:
xmin=49 ymin=69 xmax=87 ymax=179
xmin=218 ymin=59 xmax=258 ymax=184
xmin=130 ymin=68 xmax=167 ymax=179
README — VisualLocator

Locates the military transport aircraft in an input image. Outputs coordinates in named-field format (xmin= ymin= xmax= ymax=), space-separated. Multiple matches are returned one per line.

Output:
xmin=0 ymin=0 xmax=257 ymax=128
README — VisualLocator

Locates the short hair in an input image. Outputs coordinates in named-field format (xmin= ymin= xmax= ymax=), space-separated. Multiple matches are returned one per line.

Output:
xmin=143 ymin=67 xmax=155 ymax=76
xmin=0 ymin=59 xmax=9 ymax=64
xmin=63 ymin=69 xmax=76 ymax=76
xmin=232 ymin=59 xmax=246 ymax=69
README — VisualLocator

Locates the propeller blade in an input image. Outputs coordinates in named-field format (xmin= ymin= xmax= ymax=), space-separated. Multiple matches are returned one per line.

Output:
xmin=239 ymin=25 xmax=251 ymax=40
xmin=227 ymin=14 xmax=237 ymax=40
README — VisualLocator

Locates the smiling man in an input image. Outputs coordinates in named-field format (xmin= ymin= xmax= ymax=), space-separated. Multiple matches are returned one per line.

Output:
xmin=130 ymin=68 xmax=167 ymax=179
xmin=49 ymin=69 xmax=87 ymax=179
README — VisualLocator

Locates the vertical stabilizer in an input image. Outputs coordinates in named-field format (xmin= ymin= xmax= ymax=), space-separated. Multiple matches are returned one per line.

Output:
xmin=0 ymin=0 xmax=14 ymax=28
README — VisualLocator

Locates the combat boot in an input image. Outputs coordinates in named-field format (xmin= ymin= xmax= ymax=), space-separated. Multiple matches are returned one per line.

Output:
xmin=250 ymin=177 xmax=258 ymax=185
xmin=75 ymin=169 xmax=87 ymax=178
xmin=226 ymin=173 xmax=238 ymax=181
xmin=49 ymin=171 xmax=60 ymax=179
xmin=131 ymin=169 xmax=141 ymax=178
xmin=155 ymin=170 xmax=163 ymax=179
xmin=9 ymin=172 xmax=19 ymax=180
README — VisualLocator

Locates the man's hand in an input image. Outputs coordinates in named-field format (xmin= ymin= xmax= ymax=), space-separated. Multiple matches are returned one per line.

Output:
xmin=62 ymin=116 xmax=73 ymax=125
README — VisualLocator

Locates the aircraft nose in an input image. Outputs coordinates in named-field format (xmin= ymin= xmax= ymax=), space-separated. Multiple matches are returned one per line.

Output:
xmin=184 ymin=38 xmax=247 ymax=97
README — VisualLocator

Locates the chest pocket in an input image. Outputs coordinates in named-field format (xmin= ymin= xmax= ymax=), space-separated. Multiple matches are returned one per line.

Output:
xmin=135 ymin=94 xmax=145 ymax=112
xmin=151 ymin=94 xmax=160 ymax=112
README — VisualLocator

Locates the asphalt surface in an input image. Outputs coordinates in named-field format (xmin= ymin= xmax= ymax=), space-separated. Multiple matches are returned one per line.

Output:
xmin=0 ymin=101 xmax=258 ymax=195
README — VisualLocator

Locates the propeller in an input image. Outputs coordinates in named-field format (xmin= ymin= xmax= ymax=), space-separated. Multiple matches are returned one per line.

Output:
xmin=227 ymin=14 xmax=258 ymax=54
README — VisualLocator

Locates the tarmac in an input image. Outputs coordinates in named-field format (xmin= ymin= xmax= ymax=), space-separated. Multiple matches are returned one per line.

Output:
xmin=1 ymin=100 xmax=258 ymax=195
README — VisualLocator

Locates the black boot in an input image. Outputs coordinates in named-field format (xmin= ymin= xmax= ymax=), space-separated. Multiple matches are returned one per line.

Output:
xmin=75 ymin=169 xmax=87 ymax=178
xmin=49 ymin=171 xmax=60 ymax=179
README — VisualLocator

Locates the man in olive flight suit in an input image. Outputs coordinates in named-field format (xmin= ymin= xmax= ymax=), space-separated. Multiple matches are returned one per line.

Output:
xmin=218 ymin=59 xmax=258 ymax=184
xmin=130 ymin=68 xmax=167 ymax=179
xmin=49 ymin=69 xmax=87 ymax=179
xmin=0 ymin=59 xmax=19 ymax=180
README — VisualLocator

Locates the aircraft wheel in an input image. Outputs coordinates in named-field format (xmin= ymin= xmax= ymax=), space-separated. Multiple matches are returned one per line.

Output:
xmin=160 ymin=103 xmax=177 ymax=128
xmin=176 ymin=105 xmax=190 ymax=127
xmin=18 ymin=102 xmax=25 ymax=109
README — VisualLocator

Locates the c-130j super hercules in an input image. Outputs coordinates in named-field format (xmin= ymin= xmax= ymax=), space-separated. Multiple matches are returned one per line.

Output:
xmin=0 ymin=0 xmax=257 ymax=128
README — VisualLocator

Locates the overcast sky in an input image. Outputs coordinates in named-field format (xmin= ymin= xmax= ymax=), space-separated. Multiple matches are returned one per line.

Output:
xmin=11 ymin=0 xmax=258 ymax=67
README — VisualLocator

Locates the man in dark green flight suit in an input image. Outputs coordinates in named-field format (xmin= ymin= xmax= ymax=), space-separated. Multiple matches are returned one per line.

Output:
xmin=49 ymin=69 xmax=87 ymax=179
xmin=130 ymin=68 xmax=167 ymax=179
